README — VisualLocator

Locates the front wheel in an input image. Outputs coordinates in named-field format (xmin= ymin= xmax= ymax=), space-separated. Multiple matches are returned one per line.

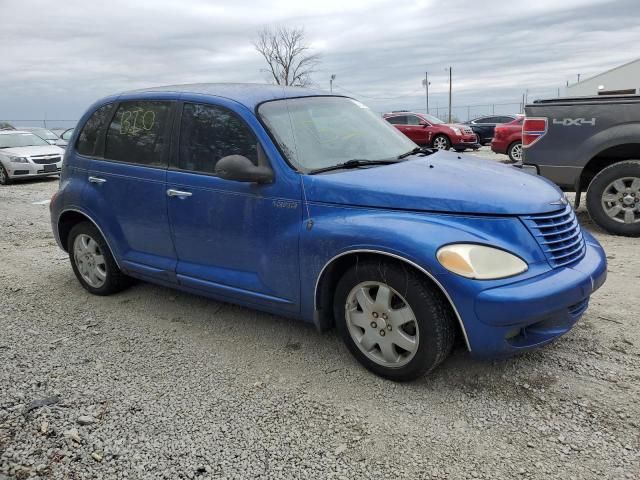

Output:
xmin=431 ymin=135 xmax=451 ymax=150
xmin=507 ymin=141 xmax=522 ymax=162
xmin=334 ymin=260 xmax=455 ymax=381
xmin=0 ymin=164 xmax=11 ymax=185
xmin=586 ymin=160 xmax=640 ymax=237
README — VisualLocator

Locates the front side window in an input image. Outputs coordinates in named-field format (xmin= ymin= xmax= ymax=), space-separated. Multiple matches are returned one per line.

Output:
xmin=177 ymin=103 xmax=258 ymax=175
xmin=104 ymin=101 xmax=171 ymax=167
xmin=77 ymin=104 xmax=114 ymax=156
xmin=259 ymin=96 xmax=416 ymax=172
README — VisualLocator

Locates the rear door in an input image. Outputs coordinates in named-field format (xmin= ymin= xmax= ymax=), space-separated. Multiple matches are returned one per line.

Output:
xmin=83 ymin=99 xmax=177 ymax=282
xmin=165 ymin=100 xmax=301 ymax=312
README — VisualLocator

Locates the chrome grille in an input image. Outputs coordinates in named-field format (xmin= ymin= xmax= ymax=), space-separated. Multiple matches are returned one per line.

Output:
xmin=521 ymin=205 xmax=586 ymax=268
xmin=31 ymin=156 xmax=61 ymax=165
xmin=463 ymin=127 xmax=474 ymax=134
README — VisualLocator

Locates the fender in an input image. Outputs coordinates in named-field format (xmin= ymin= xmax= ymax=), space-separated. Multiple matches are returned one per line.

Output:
xmin=315 ymin=248 xmax=472 ymax=351
xmin=56 ymin=207 xmax=122 ymax=269
xmin=573 ymin=122 xmax=640 ymax=191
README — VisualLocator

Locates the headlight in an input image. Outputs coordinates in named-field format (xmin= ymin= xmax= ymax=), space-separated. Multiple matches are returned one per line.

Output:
xmin=437 ymin=244 xmax=528 ymax=279
xmin=451 ymin=127 xmax=461 ymax=135
xmin=9 ymin=156 xmax=29 ymax=163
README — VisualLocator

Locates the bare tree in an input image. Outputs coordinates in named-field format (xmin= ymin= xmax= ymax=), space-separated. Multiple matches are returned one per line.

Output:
xmin=254 ymin=27 xmax=320 ymax=87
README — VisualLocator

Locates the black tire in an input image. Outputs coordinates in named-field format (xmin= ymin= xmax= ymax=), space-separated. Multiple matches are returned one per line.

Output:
xmin=586 ymin=160 xmax=640 ymax=237
xmin=475 ymin=133 xmax=483 ymax=146
xmin=0 ymin=164 xmax=11 ymax=185
xmin=67 ymin=222 xmax=131 ymax=295
xmin=431 ymin=134 xmax=451 ymax=150
xmin=507 ymin=141 xmax=522 ymax=163
xmin=333 ymin=259 xmax=456 ymax=381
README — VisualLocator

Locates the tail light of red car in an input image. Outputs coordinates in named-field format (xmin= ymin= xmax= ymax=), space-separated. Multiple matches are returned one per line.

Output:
xmin=522 ymin=117 xmax=547 ymax=147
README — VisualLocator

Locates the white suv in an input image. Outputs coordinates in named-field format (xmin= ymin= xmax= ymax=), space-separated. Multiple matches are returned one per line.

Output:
xmin=0 ymin=130 xmax=64 ymax=185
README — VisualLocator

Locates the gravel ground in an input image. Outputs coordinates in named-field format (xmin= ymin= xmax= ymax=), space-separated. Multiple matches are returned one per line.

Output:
xmin=1 ymin=162 xmax=639 ymax=479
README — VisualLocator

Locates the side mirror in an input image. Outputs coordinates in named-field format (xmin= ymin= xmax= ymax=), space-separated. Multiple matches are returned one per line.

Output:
xmin=215 ymin=155 xmax=274 ymax=184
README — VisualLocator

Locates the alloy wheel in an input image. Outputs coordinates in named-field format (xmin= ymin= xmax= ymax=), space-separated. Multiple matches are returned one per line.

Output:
xmin=433 ymin=136 xmax=448 ymax=150
xmin=73 ymin=233 xmax=107 ymax=288
xmin=601 ymin=177 xmax=640 ymax=224
xmin=345 ymin=281 xmax=419 ymax=368
xmin=510 ymin=143 xmax=522 ymax=162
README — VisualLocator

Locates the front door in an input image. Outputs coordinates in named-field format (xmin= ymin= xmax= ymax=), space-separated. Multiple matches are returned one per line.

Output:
xmin=83 ymin=99 xmax=177 ymax=282
xmin=166 ymin=101 xmax=302 ymax=312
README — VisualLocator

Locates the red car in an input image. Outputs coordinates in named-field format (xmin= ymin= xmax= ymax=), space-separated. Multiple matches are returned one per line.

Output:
xmin=491 ymin=116 xmax=523 ymax=162
xmin=383 ymin=111 xmax=479 ymax=151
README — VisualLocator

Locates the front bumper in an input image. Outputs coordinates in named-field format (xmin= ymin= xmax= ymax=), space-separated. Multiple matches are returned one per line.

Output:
xmin=6 ymin=161 xmax=62 ymax=179
xmin=459 ymin=233 xmax=607 ymax=357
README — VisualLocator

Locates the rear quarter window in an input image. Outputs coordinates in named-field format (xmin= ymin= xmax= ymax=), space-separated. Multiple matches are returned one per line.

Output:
xmin=76 ymin=104 xmax=114 ymax=156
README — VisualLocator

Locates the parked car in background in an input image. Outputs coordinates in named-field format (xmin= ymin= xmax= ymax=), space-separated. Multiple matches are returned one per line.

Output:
xmin=18 ymin=127 xmax=66 ymax=146
xmin=50 ymin=84 xmax=606 ymax=381
xmin=465 ymin=114 xmax=518 ymax=145
xmin=523 ymin=94 xmax=640 ymax=236
xmin=0 ymin=130 xmax=64 ymax=184
xmin=491 ymin=116 xmax=523 ymax=162
xmin=383 ymin=111 xmax=479 ymax=151
xmin=60 ymin=128 xmax=74 ymax=144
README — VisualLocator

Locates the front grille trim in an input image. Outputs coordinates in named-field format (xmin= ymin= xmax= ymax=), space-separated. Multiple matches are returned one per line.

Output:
xmin=521 ymin=205 xmax=586 ymax=268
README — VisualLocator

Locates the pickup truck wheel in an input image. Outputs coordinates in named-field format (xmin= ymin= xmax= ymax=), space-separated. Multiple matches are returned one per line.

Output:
xmin=334 ymin=260 xmax=455 ymax=381
xmin=0 ymin=165 xmax=11 ymax=185
xmin=586 ymin=160 xmax=640 ymax=237
xmin=507 ymin=141 xmax=522 ymax=162
xmin=68 ymin=222 xmax=131 ymax=295
xmin=431 ymin=135 xmax=451 ymax=150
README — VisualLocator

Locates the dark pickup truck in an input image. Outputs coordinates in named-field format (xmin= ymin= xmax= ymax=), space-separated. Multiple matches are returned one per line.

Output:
xmin=522 ymin=95 xmax=640 ymax=236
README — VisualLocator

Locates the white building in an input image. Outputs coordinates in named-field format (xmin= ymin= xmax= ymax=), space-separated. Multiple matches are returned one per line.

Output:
xmin=567 ymin=58 xmax=640 ymax=96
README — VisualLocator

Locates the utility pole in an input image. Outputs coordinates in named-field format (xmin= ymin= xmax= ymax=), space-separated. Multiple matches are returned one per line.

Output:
xmin=577 ymin=73 xmax=581 ymax=83
xmin=422 ymin=72 xmax=430 ymax=114
xmin=447 ymin=67 xmax=452 ymax=123
xmin=330 ymin=74 xmax=336 ymax=93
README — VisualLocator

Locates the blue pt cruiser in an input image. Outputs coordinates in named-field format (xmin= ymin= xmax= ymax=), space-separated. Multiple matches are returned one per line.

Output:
xmin=50 ymin=84 xmax=607 ymax=381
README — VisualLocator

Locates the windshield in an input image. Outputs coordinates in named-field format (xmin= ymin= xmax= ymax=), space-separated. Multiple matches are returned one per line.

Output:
xmin=0 ymin=132 xmax=50 ymax=148
xmin=421 ymin=114 xmax=445 ymax=125
xmin=258 ymin=96 xmax=416 ymax=172
xmin=30 ymin=128 xmax=59 ymax=140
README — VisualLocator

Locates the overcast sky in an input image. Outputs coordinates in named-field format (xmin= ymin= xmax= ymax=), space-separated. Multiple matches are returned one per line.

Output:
xmin=1 ymin=0 xmax=638 ymax=125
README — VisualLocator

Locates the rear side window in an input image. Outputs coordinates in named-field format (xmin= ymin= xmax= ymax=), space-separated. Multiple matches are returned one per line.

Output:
xmin=76 ymin=104 xmax=113 ymax=156
xmin=177 ymin=103 xmax=258 ymax=175
xmin=104 ymin=101 xmax=172 ymax=167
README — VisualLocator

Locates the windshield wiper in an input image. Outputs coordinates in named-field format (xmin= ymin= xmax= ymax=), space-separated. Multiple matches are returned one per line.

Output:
xmin=397 ymin=146 xmax=436 ymax=159
xmin=308 ymin=159 xmax=399 ymax=175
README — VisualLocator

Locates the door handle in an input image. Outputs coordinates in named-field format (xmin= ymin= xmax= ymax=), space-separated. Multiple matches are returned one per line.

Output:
xmin=166 ymin=188 xmax=192 ymax=198
xmin=88 ymin=176 xmax=106 ymax=184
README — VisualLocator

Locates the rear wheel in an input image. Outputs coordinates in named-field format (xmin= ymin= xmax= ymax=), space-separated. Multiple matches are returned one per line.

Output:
xmin=334 ymin=260 xmax=455 ymax=381
xmin=507 ymin=141 xmax=522 ymax=162
xmin=586 ymin=160 xmax=640 ymax=236
xmin=432 ymin=135 xmax=451 ymax=150
xmin=68 ymin=222 xmax=131 ymax=295
xmin=0 ymin=165 xmax=11 ymax=185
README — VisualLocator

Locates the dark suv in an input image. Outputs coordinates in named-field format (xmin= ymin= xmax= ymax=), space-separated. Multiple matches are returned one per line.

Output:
xmin=465 ymin=115 xmax=518 ymax=145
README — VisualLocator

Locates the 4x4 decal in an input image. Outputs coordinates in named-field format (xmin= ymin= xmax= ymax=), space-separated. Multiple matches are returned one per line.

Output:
xmin=552 ymin=118 xmax=596 ymax=126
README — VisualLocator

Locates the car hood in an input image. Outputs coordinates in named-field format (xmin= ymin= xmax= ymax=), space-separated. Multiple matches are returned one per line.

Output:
xmin=302 ymin=151 xmax=565 ymax=215
xmin=0 ymin=145 xmax=64 ymax=157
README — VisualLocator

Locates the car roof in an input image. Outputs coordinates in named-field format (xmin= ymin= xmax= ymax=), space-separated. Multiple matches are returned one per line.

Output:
xmin=383 ymin=111 xmax=422 ymax=117
xmin=120 ymin=83 xmax=331 ymax=110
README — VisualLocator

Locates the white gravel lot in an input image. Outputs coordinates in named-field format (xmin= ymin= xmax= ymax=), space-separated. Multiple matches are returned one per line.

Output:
xmin=1 ymin=156 xmax=639 ymax=479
